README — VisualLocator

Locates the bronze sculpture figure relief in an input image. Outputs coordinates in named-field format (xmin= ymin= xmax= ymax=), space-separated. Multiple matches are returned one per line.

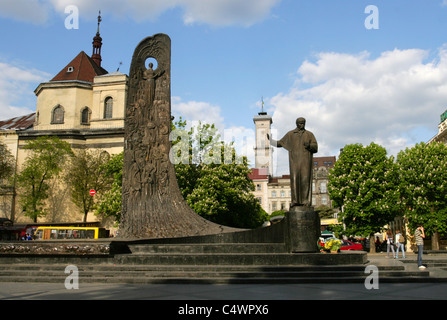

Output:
xmin=268 ymin=117 xmax=318 ymax=208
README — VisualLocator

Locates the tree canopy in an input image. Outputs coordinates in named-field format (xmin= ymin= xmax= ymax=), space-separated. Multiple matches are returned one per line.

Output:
xmin=66 ymin=148 xmax=113 ymax=222
xmin=16 ymin=136 xmax=72 ymax=222
xmin=328 ymin=143 xmax=399 ymax=237
xmin=172 ymin=119 xmax=268 ymax=228
xmin=396 ymin=142 xmax=447 ymax=249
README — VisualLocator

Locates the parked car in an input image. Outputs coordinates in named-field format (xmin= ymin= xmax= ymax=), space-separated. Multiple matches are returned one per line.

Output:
xmin=340 ymin=240 xmax=363 ymax=251
xmin=320 ymin=231 xmax=336 ymax=241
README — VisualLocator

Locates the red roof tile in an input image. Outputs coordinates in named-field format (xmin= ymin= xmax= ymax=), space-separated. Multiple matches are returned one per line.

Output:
xmin=51 ymin=51 xmax=108 ymax=83
xmin=249 ymin=168 xmax=269 ymax=180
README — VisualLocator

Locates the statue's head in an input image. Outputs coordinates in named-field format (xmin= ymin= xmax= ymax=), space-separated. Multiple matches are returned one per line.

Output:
xmin=296 ymin=117 xmax=306 ymax=130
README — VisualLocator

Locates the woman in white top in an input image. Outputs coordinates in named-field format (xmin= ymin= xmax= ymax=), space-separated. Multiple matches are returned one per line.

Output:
xmin=395 ymin=230 xmax=405 ymax=259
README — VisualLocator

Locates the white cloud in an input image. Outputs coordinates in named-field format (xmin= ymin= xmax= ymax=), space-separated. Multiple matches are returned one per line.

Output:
xmin=0 ymin=0 xmax=281 ymax=26
xmin=269 ymin=46 xmax=447 ymax=172
xmin=172 ymin=96 xmax=224 ymax=130
xmin=0 ymin=61 xmax=51 ymax=120
xmin=171 ymin=97 xmax=257 ymax=166
xmin=0 ymin=0 xmax=51 ymax=24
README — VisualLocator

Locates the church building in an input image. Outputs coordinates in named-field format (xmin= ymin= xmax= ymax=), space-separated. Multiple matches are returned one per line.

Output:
xmin=0 ymin=14 xmax=127 ymax=224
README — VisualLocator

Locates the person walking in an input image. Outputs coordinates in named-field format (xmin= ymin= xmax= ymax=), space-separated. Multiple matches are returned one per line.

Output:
xmin=415 ymin=224 xmax=426 ymax=269
xmin=395 ymin=230 xmax=405 ymax=259
xmin=385 ymin=229 xmax=395 ymax=258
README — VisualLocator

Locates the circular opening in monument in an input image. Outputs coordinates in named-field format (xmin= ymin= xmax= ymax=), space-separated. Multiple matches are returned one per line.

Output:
xmin=145 ymin=57 xmax=158 ymax=70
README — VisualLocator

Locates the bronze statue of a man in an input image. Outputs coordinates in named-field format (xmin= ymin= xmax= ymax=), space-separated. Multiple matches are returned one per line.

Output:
xmin=268 ymin=117 xmax=318 ymax=207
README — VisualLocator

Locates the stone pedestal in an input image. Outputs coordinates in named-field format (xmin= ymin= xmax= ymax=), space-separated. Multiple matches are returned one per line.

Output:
xmin=285 ymin=206 xmax=320 ymax=253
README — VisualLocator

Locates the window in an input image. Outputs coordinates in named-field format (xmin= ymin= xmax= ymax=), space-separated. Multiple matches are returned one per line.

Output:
xmin=271 ymin=191 xmax=277 ymax=198
xmin=81 ymin=107 xmax=91 ymax=125
xmin=51 ymin=105 xmax=64 ymax=124
xmin=104 ymin=97 xmax=113 ymax=119
xmin=320 ymin=182 xmax=327 ymax=193
xmin=280 ymin=190 xmax=285 ymax=198
xmin=256 ymin=184 xmax=262 ymax=191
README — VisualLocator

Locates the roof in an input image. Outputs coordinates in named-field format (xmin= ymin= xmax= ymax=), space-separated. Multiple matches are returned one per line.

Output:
xmin=314 ymin=156 xmax=336 ymax=168
xmin=0 ymin=113 xmax=35 ymax=131
xmin=248 ymin=168 xmax=269 ymax=180
xmin=51 ymin=51 xmax=108 ymax=83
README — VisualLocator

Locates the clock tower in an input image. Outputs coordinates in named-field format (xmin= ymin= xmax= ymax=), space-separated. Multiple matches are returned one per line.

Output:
xmin=253 ymin=99 xmax=273 ymax=175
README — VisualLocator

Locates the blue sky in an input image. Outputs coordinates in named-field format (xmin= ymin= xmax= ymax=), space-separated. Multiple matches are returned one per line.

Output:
xmin=2 ymin=0 xmax=447 ymax=174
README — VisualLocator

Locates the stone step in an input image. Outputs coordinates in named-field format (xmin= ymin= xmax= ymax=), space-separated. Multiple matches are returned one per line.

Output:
xmin=0 ymin=263 xmax=431 ymax=284
xmin=113 ymin=252 xmax=367 ymax=266
xmin=128 ymin=243 xmax=287 ymax=254
xmin=0 ymin=264 xmax=371 ymax=272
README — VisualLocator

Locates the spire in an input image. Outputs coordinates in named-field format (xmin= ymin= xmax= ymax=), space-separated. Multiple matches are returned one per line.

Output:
xmin=259 ymin=96 xmax=267 ymax=115
xmin=92 ymin=11 xmax=102 ymax=67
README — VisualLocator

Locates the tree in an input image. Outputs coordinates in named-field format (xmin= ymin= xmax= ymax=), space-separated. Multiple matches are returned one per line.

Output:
xmin=396 ymin=142 xmax=447 ymax=250
xmin=0 ymin=142 xmax=15 ymax=183
xmin=95 ymin=152 xmax=123 ymax=224
xmin=0 ymin=142 xmax=16 ymax=220
xmin=66 ymin=148 xmax=113 ymax=222
xmin=315 ymin=205 xmax=336 ymax=219
xmin=172 ymin=119 xmax=268 ymax=228
xmin=328 ymin=143 xmax=399 ymax=252
xmin=16 ymin=136 xmax=72 ymax=222
xmin=96 ymin=120 xmax=269 ymax=229
xmin=185 ymin=156 xmax=268 ymax=228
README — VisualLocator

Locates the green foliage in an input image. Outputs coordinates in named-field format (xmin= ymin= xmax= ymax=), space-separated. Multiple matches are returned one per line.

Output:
xmin=173 ymin=118 xmax=268 ymax=228
xmin=396 ymin=142 xmax=447 ymax=236
xmin=270 ymin=210 xmax=286 ymax=218
xmin=185 ymin=158 xmax=268 ymax=228
xmin=328 ymin=142 xmax=399 ymax=236
xmin=315 ymin=205 xmax=336 ymax=219
xmin=95 ymin=119 xmax=269 ymax=229
xmin=0 ymin=142 xmax=15 ymax=184
xmin=66 ymin=149 xmax=113 ymax=222
xmin=95 ymin=152 xmax=123 ymax=224
xmin=16 ymin=136 xmax=72 ymax=222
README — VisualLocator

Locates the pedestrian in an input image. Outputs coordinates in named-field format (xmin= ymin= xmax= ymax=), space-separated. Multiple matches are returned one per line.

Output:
xmin=395 ymin=230 xmax=405 ymax=259
xmin=415 ymin=224 xmax=426 ymax=269
xmin=385 ymin=229 xmax=395 ymax=258
xmin=375 ymin=236 xmax=382 ymax=252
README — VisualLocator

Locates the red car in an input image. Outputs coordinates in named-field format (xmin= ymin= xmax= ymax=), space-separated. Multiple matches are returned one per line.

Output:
xmin=340 ymin=240 xmax=363 ymax=251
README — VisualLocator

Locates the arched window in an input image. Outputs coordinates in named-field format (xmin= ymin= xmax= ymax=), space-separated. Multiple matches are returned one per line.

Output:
xmin=51 ymin=105 xmax=64 ymax=124
xmin=81 ymin=107 xmax=91 ymax=125
xmin=104 ymin=97 xmax=113 ymax=119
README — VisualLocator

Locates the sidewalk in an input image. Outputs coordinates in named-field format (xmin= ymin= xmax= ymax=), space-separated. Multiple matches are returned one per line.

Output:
xmin=1 ymin=252 xmax=447 ymax=300
xmin=2 ymin=280 xmax=447 ymax=300
xmin=367 ymin=251 xmax=447 ymax=279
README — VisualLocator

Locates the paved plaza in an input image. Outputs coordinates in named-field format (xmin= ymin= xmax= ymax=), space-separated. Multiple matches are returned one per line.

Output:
xmin=2 ymin=281 xmax=447 ymax=300
xmin=1 ymin=253 xmax=447 ymax=300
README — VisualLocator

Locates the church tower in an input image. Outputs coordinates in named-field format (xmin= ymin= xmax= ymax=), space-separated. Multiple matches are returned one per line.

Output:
xmin=91 ymin=11 xmax=103 ymax=67
xmin=253 ymin=98 xmax=273 ymax=175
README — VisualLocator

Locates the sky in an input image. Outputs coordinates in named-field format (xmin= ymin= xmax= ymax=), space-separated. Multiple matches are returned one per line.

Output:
xmin=2 ymin=0 xmax=447 ymax=174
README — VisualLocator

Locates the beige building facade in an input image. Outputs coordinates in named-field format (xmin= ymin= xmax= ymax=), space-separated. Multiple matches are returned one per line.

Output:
xmin=0 ymin=17 xmax=127 ymax=226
